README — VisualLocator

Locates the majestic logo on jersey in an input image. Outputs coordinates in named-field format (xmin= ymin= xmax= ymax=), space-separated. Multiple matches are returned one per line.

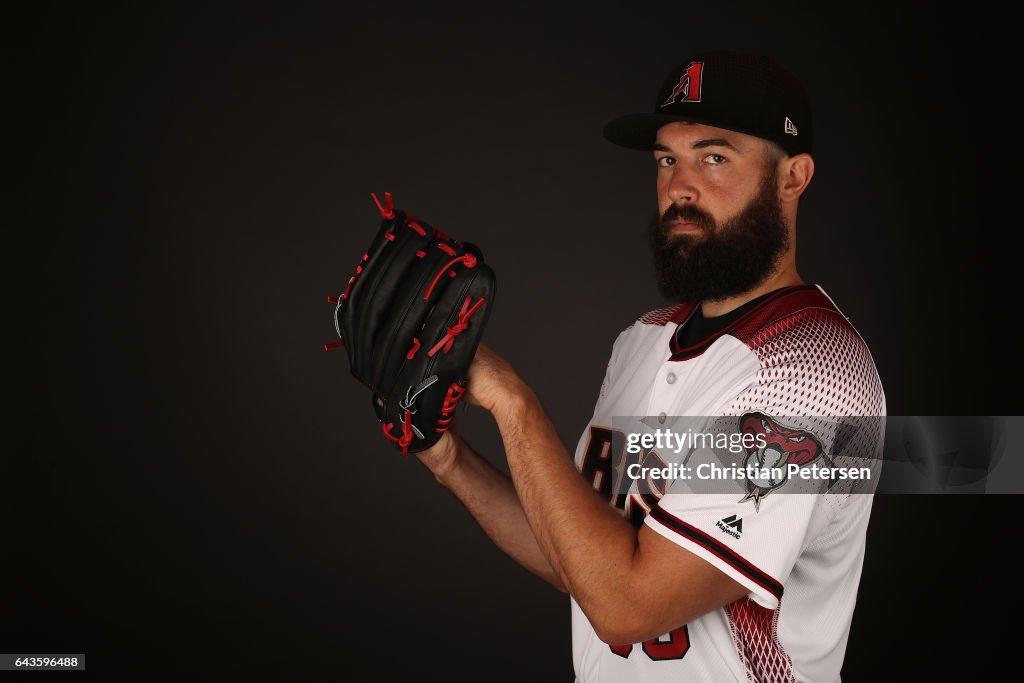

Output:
xmin=716 ymin=514 xmax=744 ymax=538
xmin=738 ymin=412 xmax=823 ymax=511
xmin=660 ymin=61 xmax=704 ymax=107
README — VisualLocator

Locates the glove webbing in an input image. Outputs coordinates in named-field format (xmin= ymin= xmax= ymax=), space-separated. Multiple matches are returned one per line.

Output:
xmin=322 ymin=196 xmax=470 ymax=353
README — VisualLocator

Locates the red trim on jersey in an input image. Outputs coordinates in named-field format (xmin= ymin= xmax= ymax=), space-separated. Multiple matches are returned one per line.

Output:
xmin=669 ymin=285 xmax=834 ymax=361
xmin=669 ymin=303 xmax=697 ymax=324
xmin=648 ymin=506 xmax=784 ymax=601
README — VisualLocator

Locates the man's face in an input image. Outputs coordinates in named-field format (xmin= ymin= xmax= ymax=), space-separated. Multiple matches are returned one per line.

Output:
xmin=648 ymin=121 xmax=789 ymax=304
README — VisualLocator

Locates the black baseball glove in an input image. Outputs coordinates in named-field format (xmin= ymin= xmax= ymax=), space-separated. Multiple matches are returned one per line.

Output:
xmin=325 ymin=193 xmax=496 ymax=455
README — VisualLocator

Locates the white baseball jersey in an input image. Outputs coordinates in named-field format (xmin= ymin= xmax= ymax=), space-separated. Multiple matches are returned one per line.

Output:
xmin=571 ymin=284 xmax=886 ymax=682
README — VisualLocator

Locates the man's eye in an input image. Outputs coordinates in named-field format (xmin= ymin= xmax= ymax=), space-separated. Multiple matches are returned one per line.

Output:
xmin=656 ymin=156 xmax=675 ymax=167
xmin=703 ymin=153 xmax=726 ymax=166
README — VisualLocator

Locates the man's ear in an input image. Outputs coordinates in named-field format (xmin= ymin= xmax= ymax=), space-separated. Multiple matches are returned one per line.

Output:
xmin=779 ymin=153 xmax=814 ymax=202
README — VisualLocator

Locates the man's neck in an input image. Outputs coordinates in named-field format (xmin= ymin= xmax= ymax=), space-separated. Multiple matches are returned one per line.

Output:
xmin=700 ymin=267 xmax=804 ymax=318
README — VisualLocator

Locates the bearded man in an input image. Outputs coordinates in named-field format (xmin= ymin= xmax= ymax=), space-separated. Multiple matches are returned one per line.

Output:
xmin=417 ymin=51 xmax=886 ymax=682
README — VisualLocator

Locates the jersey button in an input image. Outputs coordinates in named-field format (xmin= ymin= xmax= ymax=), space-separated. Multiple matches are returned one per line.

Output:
xmin=666 ymin=372 xmax=677 ymax=384
xmin=658 ymin=412 xmax=667 ymax=424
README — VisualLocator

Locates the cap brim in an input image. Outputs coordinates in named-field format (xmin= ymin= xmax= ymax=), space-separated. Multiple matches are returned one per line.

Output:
xmin=603 ymin=112 xmax=784 ymax=152
xmin=602 ymin=113 xmax=691 ymax=150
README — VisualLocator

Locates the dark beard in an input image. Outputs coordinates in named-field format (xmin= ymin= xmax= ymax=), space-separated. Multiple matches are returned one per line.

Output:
xmin=647 ymin=169 xmax=789 ymax=304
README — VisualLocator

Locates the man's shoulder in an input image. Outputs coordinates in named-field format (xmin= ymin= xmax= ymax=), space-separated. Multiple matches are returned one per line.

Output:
xmin=623 ymin=285 xmax=858 ymax=348
xmin=632 ymin=302 xmax=696 ymax=328
xmin=737 ymin=285 xmax=869 ymax=358
xmin=718 ymin=284 xmax=850 ymax=347
xmin=615 ymin=285 xmax=877 ymax=364
xmin=610 ymin=303 xmax=695 ymax=349
xmin=737 ymin=286 xmax=886 ymax=416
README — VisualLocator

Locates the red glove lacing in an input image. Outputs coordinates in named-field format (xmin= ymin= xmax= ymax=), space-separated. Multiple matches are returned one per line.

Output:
xmin=423 ymin=253 xmax=477 ymax=300
xmin=323 ymin=251 xmax=370 ymax=351
xmin=435 ymin=382 xmax=466 ymax=432
xmin=381 ymin=409 xmax=415 ymax=457
xmin=371 ymin=192 xmax=395 ymax=219
xmin=340 ymin=255 xmax=369 ymax=301
xmin=406 ymin=338 xmax=421 ymax=359
xmin=427 ymin=297 xmax=486 ymax=357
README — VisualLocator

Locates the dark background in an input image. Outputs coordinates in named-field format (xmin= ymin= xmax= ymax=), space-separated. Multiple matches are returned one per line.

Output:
xmin=7 ymin=1 xmax=1014 ymax=680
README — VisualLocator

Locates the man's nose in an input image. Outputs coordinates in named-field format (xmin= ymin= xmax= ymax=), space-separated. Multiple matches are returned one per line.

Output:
xmin=666 ymin=166 xmax=698 ymax=204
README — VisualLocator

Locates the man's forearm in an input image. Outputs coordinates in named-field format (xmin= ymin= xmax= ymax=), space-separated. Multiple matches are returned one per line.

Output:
xmin=493 ymin=390 xmax=641 ymax=625
xmin=432 ymin=433 xmax=567 ymax=591
xmin=448 ymin=345 xmax=749 ymax=644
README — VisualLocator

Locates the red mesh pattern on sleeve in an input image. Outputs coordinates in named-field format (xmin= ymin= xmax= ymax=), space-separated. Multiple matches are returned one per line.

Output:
xmin=636 ymin=302 xmax=695 ymax=326
xmin=729 ymin=308 xmax=885 ymax=418
xmin=725 ymin=598 xmax=794 ymax=683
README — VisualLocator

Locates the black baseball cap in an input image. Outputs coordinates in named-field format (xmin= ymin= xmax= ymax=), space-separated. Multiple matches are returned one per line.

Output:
xmin=603 ymin=51 xmax=813 ymax=156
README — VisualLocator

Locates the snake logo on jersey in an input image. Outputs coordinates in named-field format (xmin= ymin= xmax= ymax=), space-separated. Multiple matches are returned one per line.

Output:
xmin=737 ymin=412 xmax=824 ymax=511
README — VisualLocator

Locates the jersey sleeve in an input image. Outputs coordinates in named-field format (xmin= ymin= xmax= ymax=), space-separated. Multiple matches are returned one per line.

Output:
xmin=593 ymin=326 xmax=631 ymax=416
xmin=645 ymin=482 xmax=820 ymax=610
xmin=643 ymin=309 xmax=886 ymax=609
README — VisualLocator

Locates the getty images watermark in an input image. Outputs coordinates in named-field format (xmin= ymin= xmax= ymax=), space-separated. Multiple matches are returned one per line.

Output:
xmin=624 ymin=427 xmax=873 ymax=485
xmin=600 ymin=414 xmax=1019 ymax=495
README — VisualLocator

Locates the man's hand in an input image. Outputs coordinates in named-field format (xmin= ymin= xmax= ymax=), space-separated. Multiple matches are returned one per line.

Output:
xmin=415 ymin=429 xmax=460 ymax=480
xmin=464 ymin=342 xmax=529 ymax=416
xmin=416 ymin=342 xmax=527 ymax=478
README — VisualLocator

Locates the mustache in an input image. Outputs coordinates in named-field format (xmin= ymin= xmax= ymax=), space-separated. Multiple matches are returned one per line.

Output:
xmin=659 ymin=203 xmax=714 ymax=231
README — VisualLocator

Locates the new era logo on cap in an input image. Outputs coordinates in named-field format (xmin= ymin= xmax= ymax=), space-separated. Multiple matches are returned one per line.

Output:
xmin=785 ymin=117 xmax=798 ymax=136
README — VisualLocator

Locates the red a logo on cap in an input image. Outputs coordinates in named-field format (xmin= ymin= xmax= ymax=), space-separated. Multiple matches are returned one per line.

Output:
xmin=660 ymin=61 xmax=704 ymax=107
